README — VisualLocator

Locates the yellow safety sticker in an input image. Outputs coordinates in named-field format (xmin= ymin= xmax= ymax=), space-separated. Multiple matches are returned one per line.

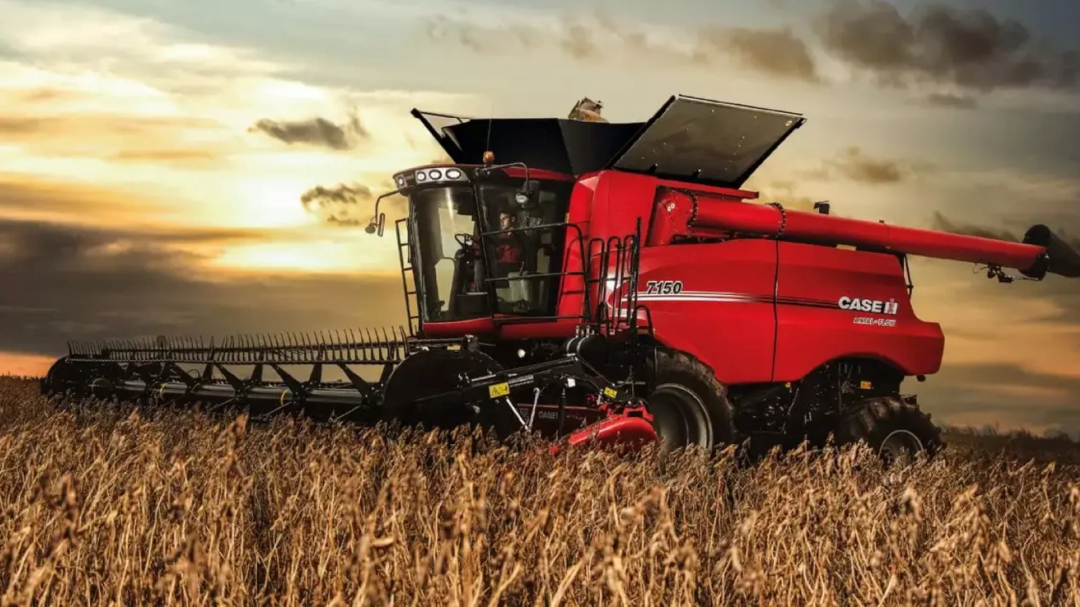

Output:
xmin=489 ymin=382 xmax=510 ymax=398
xmin=603 ymin=387 xmax=618 ymax=399
xmin=860 ymin=380 xmax=872 ymax=390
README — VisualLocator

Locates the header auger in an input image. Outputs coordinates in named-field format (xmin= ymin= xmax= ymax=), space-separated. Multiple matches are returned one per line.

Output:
xmin=42 ymin=94 xmax=1080 ymax=462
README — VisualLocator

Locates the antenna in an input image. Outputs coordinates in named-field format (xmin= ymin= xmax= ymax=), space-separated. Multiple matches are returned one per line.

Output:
xmin=483 ymin=100 xmax=494 ymax=164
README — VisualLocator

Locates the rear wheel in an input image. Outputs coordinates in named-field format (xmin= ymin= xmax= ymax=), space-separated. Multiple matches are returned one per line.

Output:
xmin=647 ymin=350 xmax=736 ymax=453
xmin=835 ymin=395 xmax=943 ymax=463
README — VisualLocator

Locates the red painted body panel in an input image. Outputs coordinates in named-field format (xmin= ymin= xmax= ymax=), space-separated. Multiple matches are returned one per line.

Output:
xmin=773 ymin=242 xmax=944 ymax=381
xmin=555 ymin=412 xmax=658 ymax=453
xmin=637 ymin=240 xmax=778 ymax=384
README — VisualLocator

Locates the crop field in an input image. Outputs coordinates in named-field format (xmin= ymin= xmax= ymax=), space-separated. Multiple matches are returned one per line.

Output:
xmin=1 ymin=375 xmax=1079 ymax=606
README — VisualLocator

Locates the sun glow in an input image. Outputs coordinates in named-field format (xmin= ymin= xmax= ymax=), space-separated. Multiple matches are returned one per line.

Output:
xmin=209 ymin=240 xmax=400 ymax=274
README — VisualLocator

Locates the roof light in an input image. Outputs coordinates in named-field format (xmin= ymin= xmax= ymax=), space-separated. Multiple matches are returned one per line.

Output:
xmin=429 ymin=169 xmax=443 ymax=180
xmin=446 ymin=168 xmax=462 ymax=179
xmin=416 ymin=171 xmax=427 ymax=182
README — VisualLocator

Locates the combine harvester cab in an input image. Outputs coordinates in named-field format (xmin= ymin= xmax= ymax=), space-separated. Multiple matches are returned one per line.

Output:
xmin=42 ymin=95 xmax=1080 ymax=462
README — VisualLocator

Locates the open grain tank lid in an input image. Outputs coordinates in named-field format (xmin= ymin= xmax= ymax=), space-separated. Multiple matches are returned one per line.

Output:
xmin=410 ymin=94 xmax=805 ymax=188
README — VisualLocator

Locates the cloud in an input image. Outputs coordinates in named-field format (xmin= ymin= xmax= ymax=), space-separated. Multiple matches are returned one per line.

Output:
xmin=0 ymin=0 xmax=284 ymax=81
xmin=921 ymin=362 xmax=1080 ymax=435
xmin=804 ymin=147 xmax=932 ymax=185
xmin=929 ymin=211 xmax=1080 ymax=252
xmin=929 ymin=211 xmax=1021 ymax=242
xmin=816 ymin=0 xmax=1080 ymax=92
xmin=0 ymin=176 xmax=163 ymax=222
xmin=300 ymin=184 xmax=375 ymax=226
xmin=299 ymin=180 xmax=409 ymax=228
xmin=249 ymin=113 xmax=369 ymax=150
xmin=696 ymin=26 xmax=821 ymax=83
xmin=417 ymin=3 xmax=1078 ymax=95
xmin=420 ymin=11 xmax=821 ymax=84
xmin=750 ymin=180 xmax=826 ymax=213
xmin=925 ymin=92 xmax=978 ymax=109
xmin=0 ymin=218 xmax=407 ymax=358
xmin=0 ymin=108 xmax=231 ymax=169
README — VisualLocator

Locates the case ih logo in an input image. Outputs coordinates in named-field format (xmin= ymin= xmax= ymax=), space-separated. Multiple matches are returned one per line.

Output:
xmin=838 ymin=296 xmax=899 ymax=315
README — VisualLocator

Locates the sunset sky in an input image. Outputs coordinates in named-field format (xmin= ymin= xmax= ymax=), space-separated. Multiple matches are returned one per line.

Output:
xmin=1 ymin=0 xmax=1079 ymax=434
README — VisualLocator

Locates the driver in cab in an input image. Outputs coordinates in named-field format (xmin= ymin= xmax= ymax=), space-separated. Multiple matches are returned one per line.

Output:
xmin=493 ymin=211 xmax=525 ymax=276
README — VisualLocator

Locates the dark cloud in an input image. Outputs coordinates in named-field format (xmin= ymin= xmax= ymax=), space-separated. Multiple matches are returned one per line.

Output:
xmin=419 ymin=3 xmax=1078 ymax=93
xmin=560 ymin=16 xmax=599 ymax=59
xmin=696 ymin=26 xmax=821 ymax=83
xmin=805 ymin=147 xmax=931 ymax=185
xmin=420 ymin=12 xmax=820 ymax=83
xmin=920 ymin=362 xmax=1080 ymax=435
xmin=930 ymin=211 xmax=1021 ymax=242
xmin=249 ymin=113 xmax=369 ymax=151
xmin=300 ymin=181 xmax=408 ymax=228
xmin=929 ymin=212 xmax=1080 ymax=251
xmin=925 ymin=212 xmax=1080 ymax=325
xmin=817 ymin=0 xmax=1080 ymax=92
xmin=0 ymin=218 xmax=407 ymax=359
xmin=925 ymin=92 xmax=978 ymax=109
xmin=300 ymin=184 xmax=374 ymax=226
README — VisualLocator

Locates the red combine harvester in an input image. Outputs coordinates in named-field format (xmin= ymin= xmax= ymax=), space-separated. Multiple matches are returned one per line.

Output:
xmin=41 ymin=95 xmax=1080 ymax=460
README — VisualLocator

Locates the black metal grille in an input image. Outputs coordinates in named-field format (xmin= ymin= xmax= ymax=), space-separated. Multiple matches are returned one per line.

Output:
xmin=67 ymin=327 xmax=413 ymax=365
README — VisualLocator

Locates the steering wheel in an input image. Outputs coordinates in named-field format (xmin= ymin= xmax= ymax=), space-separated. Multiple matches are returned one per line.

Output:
xmin=455 ymin=233 xmax=474 ymax=247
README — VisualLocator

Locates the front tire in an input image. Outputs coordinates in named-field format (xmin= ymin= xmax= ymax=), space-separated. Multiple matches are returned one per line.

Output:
xmin=647 ymin=350 xmax=736 ymax=453
xmin=835 ymin=395 xmax=943 ymax=463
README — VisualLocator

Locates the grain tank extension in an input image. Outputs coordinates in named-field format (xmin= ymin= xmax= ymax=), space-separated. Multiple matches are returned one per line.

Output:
xmin=41 ymin=95 xmax=1080 ymax=460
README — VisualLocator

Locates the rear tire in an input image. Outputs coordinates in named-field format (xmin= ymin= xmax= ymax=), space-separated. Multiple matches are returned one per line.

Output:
xmin=835 ymin=395 xmax=942 ymax=463
xmin=647 ymin=350 xmax=736 ymax=453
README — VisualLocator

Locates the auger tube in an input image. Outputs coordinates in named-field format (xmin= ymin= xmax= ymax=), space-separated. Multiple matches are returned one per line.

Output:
xmin=656 ymin=191 xmax=1080 ymax=279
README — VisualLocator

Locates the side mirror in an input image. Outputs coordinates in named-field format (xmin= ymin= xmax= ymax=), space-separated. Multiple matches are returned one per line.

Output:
xmin=365 ymin=212 xmax=387 ymax=237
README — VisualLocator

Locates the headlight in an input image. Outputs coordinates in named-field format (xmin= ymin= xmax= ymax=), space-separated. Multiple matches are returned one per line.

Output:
xmin=413 ymin=167 xmax=468 ymax=183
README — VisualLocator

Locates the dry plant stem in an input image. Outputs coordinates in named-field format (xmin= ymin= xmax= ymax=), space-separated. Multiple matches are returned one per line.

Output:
xmin=0 ymin=376 xmax=1079 ymax=606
